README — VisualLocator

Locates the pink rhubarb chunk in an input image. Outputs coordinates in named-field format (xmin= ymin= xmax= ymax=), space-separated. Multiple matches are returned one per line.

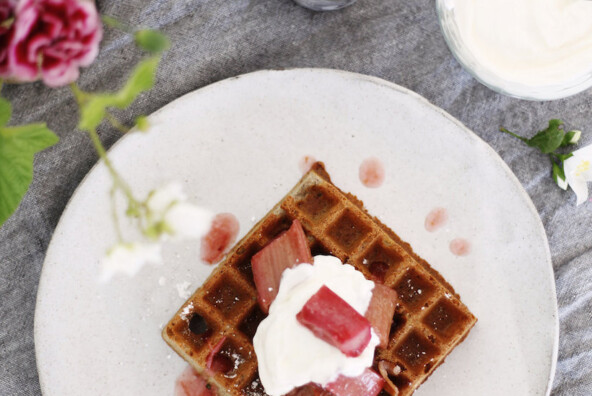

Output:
xmin=205 ymin=336 xmax=230 ymax=376
xmin=325 ymin=367 xmax=385 ymax=396
xmin=174 ymin=365 xmax=216 ymax=396
xmin=296 ymin=285 xmax=372 ymax=358
xmin=365 ymin=284 xmax=398 ymax=348
xmin=252 ymin=219 xmax=313 ymax=313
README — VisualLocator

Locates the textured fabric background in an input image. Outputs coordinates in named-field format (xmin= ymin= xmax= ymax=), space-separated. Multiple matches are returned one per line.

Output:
xmin=0 ymin=0 xmax=591 ymax=395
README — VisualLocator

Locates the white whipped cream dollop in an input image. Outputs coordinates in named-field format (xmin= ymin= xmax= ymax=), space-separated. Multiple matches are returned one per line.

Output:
xmin=253 ymin=255 xmax=378 ymax=396
xmin=448 ymin=0 xmax=592 ymax=87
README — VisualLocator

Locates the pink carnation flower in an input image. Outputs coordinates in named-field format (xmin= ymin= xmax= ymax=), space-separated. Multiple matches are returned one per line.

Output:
xmin=0 ymin=1 xmax=16 ymax=76
xmin=2 ymin=0 xmax=102 ymax=87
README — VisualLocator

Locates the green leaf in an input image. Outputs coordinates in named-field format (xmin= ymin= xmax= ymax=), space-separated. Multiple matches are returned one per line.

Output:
xmin=135 ymin=115 xmax=150 ymax=132
xmin=555 ymin=153 xmax=573 ymax=162
xmin=561 ymin=130 xmax=581 ymax=147
xmin=116 ymin=56 xmax=159 ymax=105
xmin=0 ymin=97 xmax=11 ymax=126
xmin=1 ymin=124 xmax=59 ymax=152
xmin=78 ymin=96 xmax=110 ymax=131
xmin=526 ymin=119 xmax=565 ymax=154
xmin=552 ymin=161 xmax=568 ymax=190
xmin=135 ymin=30 xmax=170 ymax=54
xmin=0 ymin=123 xmax=59 ymax=226
xmin=78 ymin=56 xmax=160 ymax=131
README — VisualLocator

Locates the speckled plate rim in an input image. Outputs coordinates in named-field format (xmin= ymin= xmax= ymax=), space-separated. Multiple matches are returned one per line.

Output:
xmin=34 ymin=68 xmax=559 ymax=395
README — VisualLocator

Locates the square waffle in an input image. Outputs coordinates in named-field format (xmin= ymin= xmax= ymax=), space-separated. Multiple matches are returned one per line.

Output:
xmin=163 ymin=162 xmax=477 ymax=396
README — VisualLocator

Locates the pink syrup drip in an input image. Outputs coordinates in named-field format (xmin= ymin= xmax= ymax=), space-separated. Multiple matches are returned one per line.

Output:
xmin=450 ymin=238 xmax=471 ymax=257
xmin=425 ymin=207 xmax=448 ymax=232
xmin=359 ymin=157 xmax=385 ymax=188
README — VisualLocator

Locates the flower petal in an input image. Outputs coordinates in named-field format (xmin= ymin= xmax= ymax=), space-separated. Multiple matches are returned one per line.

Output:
xmin=570 ymin=178 xmax=589 ymax=206
xmin=564 ymin=144 xmax=592 ymax=205
xmin=569 ymin=130 xmax=582 ymax=144
xmin=579 ymin=161 xmax=592 ymax=181
xmin=147 ymin=183 xmax=187 ymax=215
xmin=556 ymin=176 xmax=568 ymax=191
xmin=5 ymin=0 xmax=102 ymax=85
xmin=42 ymin=57 xmax=80 ymax=87
xmin=165 ymin=203 xmax=215 ymax=241
xmin=100 ymin=242 xmax=162 ymax=282
xmin=571 ymin=143 xmax=592 ymax=160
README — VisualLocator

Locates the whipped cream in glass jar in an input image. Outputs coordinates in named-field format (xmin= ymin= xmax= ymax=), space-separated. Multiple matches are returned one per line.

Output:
xmin=437 ymin=0 xmax=592 ymax=100
xmin=294 ymin=0 xmax=356 ymax=11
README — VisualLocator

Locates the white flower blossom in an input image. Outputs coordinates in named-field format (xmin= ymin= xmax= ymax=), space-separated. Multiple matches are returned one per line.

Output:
xmin=100 ymin=182 xmax=215 ymax=282
xmin=165 ymin=202 xmax=214 ymax=240
xmin=564 ymin=144 xmax=592 ymax=205
xmin=568 ymin=130 xmax=582 ymax=145
xmin=146 ymin=182 xmax=214 ymax=240
xmin=146 ymin=182 xmax=186 ymax=214
xmin=100 ymin=242 xmax=162 ymax=282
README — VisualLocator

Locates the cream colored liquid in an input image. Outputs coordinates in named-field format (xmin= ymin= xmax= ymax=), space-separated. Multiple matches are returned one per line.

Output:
xmin=448 ymin=0 xmax=592 ymax=86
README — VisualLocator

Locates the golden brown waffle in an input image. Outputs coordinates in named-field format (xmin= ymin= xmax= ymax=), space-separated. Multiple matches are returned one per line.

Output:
xmin=163 ymin=162 xmax=477 ymax=396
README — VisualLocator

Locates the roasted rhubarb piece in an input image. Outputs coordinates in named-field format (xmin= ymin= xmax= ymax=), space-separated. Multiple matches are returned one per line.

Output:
xmin=296 ymin=285 xmax=372 ymax=358
xmin=252 ymin=219 xmax=312 ymax=313
xmin=325 ymin=367 xmax=385 ymax=396
xmin=378 ymin=360 xmax=402 ymax=396
xmin=206 ymin=337 xmax=229 ymax=375
xmin=365 ymin=284 xmax=398 ymax=348
xmin=175 ymin=366 xmax=216 ymax=396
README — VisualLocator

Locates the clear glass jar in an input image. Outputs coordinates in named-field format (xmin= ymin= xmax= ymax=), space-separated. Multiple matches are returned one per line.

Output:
xmin=294 ymin=0 xmax=357 ymax=11
xmin=435 ymin=0 xmax=592 ymax=101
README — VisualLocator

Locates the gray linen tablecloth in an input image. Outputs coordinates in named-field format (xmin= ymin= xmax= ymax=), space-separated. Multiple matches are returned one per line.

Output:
xmin=1 ymin=0 xmax=591 ymax=395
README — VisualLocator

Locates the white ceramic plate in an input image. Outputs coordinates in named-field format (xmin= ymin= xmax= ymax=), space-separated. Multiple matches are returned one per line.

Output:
xmin=35 ymin=69 xmax=558 ymax=396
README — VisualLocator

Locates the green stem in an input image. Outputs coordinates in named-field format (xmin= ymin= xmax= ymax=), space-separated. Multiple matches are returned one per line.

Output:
xmin=86 ymin=127 xmax=136 ymax=202
xmin=105 ymin=111 xmax=130 ymax=134
xmin=69 ymin=83 xmax=133 ymax=200
xmin=499 ymin=127 xmax=528 ymax=143
xmin=69 ymin=82 xmax=150 ymax=238
xmin=101 ymin=15 xmax=133 ymax=33
xmin=110 ymin=187 xmax=123 ymax=242
xmin=0 ymin=79 xmax=4 ymax=94
xmin=70 ymin=82 xmax=87 ymax=105
xmin=548 ymin=154 xmax=558 ymax=171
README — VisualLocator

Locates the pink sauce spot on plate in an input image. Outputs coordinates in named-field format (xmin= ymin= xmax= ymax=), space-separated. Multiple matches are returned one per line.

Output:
xmin=450 ymin=238 xmax=471 ymax=257
xmin=425 ymin=207 xmax=448 ymax=232
xmin=359 ymin=157 xmax=385 ymax=188
xmin=200 ymin=213 xmax=240 ymax=264
xmin=175 ymin=365 xmax=215 ymax=396
xmin=299 ymin=155 xmax=317 ymax=174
